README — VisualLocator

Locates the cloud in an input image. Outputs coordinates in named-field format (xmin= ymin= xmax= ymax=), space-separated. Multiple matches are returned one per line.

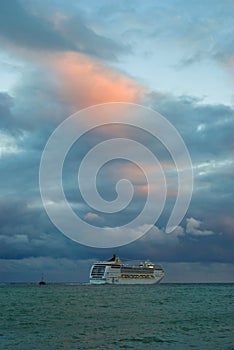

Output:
xmin=0 ymin=0 xmax=75 ymax=52
xmin=102 ymin=0 xmax=234 ymax=72
xmin=0 ymin=130 xmax=22 ymax=157
xmin=84 ymin=212 xmax=103 ymax=222
xmin=120 ymin=220 xmax=233 ymax=264
xmin=0 ymin=51 xmax=145 ymax=134
xmin=140 ymin=219 xmax=216 ymax=246
xmin=186 ymin=217 xmax=216 ymax=236
xmin=143 ymin=224 xmax=184 ymax=246
xmin=0 ymin=86 xmax=232 ymax=261
xmin=51 ymin=52 xmax=144 ymax=109
xmin=0 ymin=0 xmax=130 ymax=61
xmin=0 ymin=92 xmax=15 ymax=132
xmin=148 ymin=93 xmax=234 ymax=169
xmin=53 ymin=12 xmax=130 ymax=60
xmin=0 ymin=198 xmax=99 ymax=261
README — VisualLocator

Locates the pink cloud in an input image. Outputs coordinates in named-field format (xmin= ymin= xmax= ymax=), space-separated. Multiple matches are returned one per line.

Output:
xmin=84 ymin=212 xmax=103 ymax=221
xmin=50 ymin=52 xmax=145 ymax=109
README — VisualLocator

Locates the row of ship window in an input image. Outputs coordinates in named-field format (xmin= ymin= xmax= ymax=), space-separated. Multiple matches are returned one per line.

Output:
xmin=120 ymin=274 xmax=154 ymax=279
xmin=121 ymin=269 xmax=154 ymax=274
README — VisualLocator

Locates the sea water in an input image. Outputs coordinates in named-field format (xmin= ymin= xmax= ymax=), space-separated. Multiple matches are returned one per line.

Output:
xmin=0 ymin=283 xmax=233 ymax=350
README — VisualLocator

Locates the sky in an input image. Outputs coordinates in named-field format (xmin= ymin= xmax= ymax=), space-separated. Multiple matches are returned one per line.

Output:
xmin=0 ymin=0 xmax=233 ymax=283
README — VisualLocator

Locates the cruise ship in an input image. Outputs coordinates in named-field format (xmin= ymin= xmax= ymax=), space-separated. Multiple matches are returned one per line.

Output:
xmin=89 ymin=255 xmax=164 ymax=285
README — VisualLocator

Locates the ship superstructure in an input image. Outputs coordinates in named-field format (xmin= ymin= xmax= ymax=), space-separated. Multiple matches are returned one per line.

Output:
xmin=89 ymin=255 xmax=164 ymax=285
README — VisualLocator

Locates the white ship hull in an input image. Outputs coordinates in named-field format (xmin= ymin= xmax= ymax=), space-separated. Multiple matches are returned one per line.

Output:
xmin=90 ymin=275 xmax=164 ymax=285
xmin=90 ymin=255 xmax=164 ymax=285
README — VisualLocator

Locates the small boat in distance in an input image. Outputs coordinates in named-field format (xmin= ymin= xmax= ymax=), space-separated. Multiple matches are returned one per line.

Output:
xmin=90 ymin=254 xmax=164 ymax=285
xmin=38 ymin=275 xmax=46 ymax=285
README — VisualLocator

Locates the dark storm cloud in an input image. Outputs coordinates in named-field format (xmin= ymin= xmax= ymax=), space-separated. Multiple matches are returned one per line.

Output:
xmin=148 ymin=93 xmax=234 ymax=159
xmin=0 ymin=0 xmax=129 ymax=60
xmin=0 ymin=63 xmax=75 ymax=138
xmin=0 ymin=198 xmax=96 ymax=261
xmin=117 ymin=222 xmax=234 ymax=266
xmin=147 ymin=92 xmax=234 ymax=238
xmin=0 ymin=83 xmax=233 ymax=268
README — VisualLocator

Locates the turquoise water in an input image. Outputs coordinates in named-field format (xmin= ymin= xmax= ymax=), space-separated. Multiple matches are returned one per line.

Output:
xmin=0 ymin=283 xmax=233 ymax=350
